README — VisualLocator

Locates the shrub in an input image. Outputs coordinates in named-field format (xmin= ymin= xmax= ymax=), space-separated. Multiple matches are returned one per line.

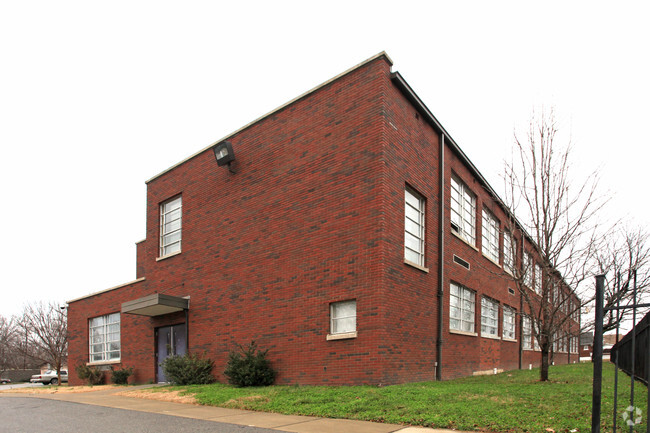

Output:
xmin=224 ymin=341 xmax=276 ymax=387
xmin=111 ymin=367 xmax=134 ymax=385
xmin=76 ymin=364 xmax=104 ymax=385
xmin=161 ymin=353 xmax=215 ymax=385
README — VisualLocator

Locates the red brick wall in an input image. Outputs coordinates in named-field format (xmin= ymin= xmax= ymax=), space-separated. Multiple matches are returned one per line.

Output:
xmin=68 ymin=54 xmax=580 ymax=386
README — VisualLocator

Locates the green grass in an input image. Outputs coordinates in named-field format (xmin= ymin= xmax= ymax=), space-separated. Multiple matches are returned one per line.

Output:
xmin=159 ymin=363 xmax=647 ymax=432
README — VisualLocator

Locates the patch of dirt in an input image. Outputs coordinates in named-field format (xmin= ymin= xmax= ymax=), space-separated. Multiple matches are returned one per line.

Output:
xmin=0 ymin=385 xmax=118 ymax=394
xmin=116 ymin=389 xmax=198 ymax=405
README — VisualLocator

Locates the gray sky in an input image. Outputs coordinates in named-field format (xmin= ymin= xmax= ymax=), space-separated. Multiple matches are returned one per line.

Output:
xmin=1 ymin=1 xmax=648 ymax=319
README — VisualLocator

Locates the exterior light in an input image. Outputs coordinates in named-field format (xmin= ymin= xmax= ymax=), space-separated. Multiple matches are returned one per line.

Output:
xmin=213 ymin=141 xmax=236 ymax=173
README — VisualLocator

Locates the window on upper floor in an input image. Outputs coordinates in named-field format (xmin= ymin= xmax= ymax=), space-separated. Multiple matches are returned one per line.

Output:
xmin=89 ymin=313 xmax=120 ymax=363
xmin=534 ymin=263 xmax=542 ymax=295
xmin=450 ymin=282 xmax=475 ymax=333
xmin=160 ymin=196 xmax=182 ymax=258
xmin=481 ymin=209 xmax=500 ymax=263
xmin=503 ymin=231 xmax=516 ymax=275
xmin=503 ymin=306 xmax=516 ymax=340
xmin=524 ymin=253 xmax=533 ymax=288
xmin=330 ymin=300 xmax=357 ymax=336
xmin=481 ymin=297 xmax=499 ymax=338
xmin=404 ymin=187 xmax=425 ymax=267
xmin=450 ymin=175 xmax=476 ymax=246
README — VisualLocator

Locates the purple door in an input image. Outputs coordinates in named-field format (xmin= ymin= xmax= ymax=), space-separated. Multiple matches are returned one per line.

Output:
xmin=156 ymin=324 xmax=187 ymax=383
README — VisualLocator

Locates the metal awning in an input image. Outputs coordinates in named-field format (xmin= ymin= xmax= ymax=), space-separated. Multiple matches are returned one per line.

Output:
xmin=121 ymin=294 xmax=189 ymax=316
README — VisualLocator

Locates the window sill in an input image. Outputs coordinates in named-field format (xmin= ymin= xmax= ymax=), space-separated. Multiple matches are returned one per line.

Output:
xmin=450 ymin=230 xmax=478 ymax=251
xmin=482 ymin=252 xmax=501 ymax=269
xmin=502 ymin=338 xmax=518 ymax=343
xmin=157 ymin=250 xmax=182 ymax=261
xmin=327 ymin=331 xmax=357 ymax=341
xmin=449 ymin=329 xmax=478 ymax=337
xmin=86 ymin=360 xmax=121 ymax=366
xmin=481 ymin=333 xmax=501 ymax=340
xmin=404 ymin=259 xmax=429 ymax=273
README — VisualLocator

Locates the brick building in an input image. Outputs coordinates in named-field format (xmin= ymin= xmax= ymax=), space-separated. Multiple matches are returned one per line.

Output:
xmin=67 ymin=52 xmax=580 ymax=386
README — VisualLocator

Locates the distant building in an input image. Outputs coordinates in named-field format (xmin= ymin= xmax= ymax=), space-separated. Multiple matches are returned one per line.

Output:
xmin=67 ymin=52 xmax=581 ymax=385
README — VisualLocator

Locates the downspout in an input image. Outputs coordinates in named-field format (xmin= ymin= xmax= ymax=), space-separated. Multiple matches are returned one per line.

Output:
xmin=436 ymin=133 xmax=445 ymax=381
xmin=519 ymin=236 xmax=524 ymax=370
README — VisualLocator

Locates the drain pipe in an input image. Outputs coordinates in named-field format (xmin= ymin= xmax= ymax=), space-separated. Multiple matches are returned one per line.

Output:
xmin=436 ymin=133 xmax=445 ymax=381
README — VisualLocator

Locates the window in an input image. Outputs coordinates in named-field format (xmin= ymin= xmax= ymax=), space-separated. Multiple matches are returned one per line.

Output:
xmin=89 ymin=313 xmax=120 ymax=362
xmin=503 ymin=306 xmax=516 ymax=340
xmin=481 ymin=297 xmax=499 ymax=337
xmin=503 ymin=231 xmax=516 ymax=275
xmin=481 ymin=209 xmax=500 ymax=263
xmin=160 ymin=196 xmax=182 ymax=257
xmin=534 ymin=263 xmax=542 ymax=295
xmin=330 ymin=300 xmax=356 ymax=335
xmin=450 ymin=282 xmax=475 ymax=333
xmin=404 ymin=188 xmax=425 ymax=267
xmin=524 ymin=253 xmax=533 ymax=288
xmin=522 ymin=316 xmax=532 ymax=349
xmin=450 ymin=175 xmax=476 ymax=245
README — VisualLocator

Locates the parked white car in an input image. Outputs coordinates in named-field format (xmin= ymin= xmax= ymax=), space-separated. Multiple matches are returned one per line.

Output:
xmin=30 ymin=370 xmax=68 ymax=385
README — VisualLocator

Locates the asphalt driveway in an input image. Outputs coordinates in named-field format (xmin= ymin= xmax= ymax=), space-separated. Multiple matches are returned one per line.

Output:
xmin=0 ymin=397 xmax=285 ymax=433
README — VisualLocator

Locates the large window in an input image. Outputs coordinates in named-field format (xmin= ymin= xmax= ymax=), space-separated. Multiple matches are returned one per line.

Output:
xmin=481 ymin=297 xmax=499 ymax=337
xmin=330 ymin=300 xmax=356 ymax=335
xmin=503 ymin=306 xmax=516 ymax=340
xmin=534 ymin=263 xmax=542 ymax=295
xmin=503 ymin=231 xmax=516 ymax=275
xmin=522 ymin=315 xmax=532 ymax=349
xmin=481 ymin=209 xmax=500 ymax=263
xmin=160 ymin=196 xmax=182 ymax=257
xmin=524 ymin=253 xmax=533 ymax=288
xmin=450 ymin=175 xmax=476 ymax=246
xmin=404 ymin=188 xmax=425 ymax=267
xmin=450 ymin=282 xmax=475 ymax=333
xmin=89 ymin=313 xmax=120 ymax=362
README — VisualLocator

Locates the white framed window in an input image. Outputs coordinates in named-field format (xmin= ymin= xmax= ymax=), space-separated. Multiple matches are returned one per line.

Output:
xmin=503 ymin=231 xmax=516 ymax=275
xmin=404 ymin=188 xmax=425 ymax=267
xmin=330 ymin=300 xmax=356 ymax=335
xmin=503 ymin=306 xmax=516 ymax=340
xmin=450 ymin=175 xmax=476 ymax=246
xmin=481 ymin=209 xmax=500 ymax=263
xmin=524 ymin=253 xmax=533 ymax=288
xmin=481 ymin=297 xmax=499 ymax=337
xmin=534 ymin=263 xmax=542 ymax=295
xmin=522 ymin=315 xmax=532 ymax=349
xmin=450 ymin=282 xmax=475 ymax=333
xmin=89 ymin=313 xmax=120 ymax=362
xmin=160 ymin=196 xmax=182 ymax=257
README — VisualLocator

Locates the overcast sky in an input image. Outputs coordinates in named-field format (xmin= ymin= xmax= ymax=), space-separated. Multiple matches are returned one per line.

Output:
xmin=1 ymin=1 xmax=648 ymax=319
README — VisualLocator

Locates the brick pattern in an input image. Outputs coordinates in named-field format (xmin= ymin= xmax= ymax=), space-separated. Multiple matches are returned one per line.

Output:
xmin=67 ymin=55 xmax=579 ymax=386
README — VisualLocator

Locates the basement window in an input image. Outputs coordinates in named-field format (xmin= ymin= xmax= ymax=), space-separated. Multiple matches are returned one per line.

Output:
xmin=327 ymin=300 xmax=357 ymax=340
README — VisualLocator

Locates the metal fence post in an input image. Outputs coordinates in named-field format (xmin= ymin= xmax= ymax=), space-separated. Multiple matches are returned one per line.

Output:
xmin=592 ymin=274 xmax=606 ymax=433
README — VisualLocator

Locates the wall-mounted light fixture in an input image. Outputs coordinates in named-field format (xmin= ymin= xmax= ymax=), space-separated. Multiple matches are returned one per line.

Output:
xmin=213 ymin=141 xmax=236 ymax=173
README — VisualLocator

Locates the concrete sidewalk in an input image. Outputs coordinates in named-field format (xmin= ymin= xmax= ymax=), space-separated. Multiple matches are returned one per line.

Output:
xmin=0 ymin=386 xmax=461 ymax=433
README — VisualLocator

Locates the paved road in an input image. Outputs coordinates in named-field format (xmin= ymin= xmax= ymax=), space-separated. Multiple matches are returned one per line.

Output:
xmin=0 ymin=382 xmax=47 ymax=391
xmin=0 ymin=397 xmax=286 ymax=433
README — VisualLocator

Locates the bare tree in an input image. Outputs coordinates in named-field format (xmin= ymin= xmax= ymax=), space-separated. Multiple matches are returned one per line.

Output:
xmin=0 ymin=315 xmax=17 ymax=376
xmin=504 ymin=108 xmax=605 ymax=381
xmin=22 ymin=302 xmax=68 ymax=385
xmin=596 ymin=226 xmax=650 ymax=333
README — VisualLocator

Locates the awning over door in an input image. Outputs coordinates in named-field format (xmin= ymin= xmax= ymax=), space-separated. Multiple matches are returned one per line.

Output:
xmin=121 ymin=293 xmax=189 ymax=316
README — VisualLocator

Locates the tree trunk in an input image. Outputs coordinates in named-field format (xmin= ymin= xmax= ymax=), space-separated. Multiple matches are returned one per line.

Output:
xmin=540 ymin=343 xmax=550 ymax=381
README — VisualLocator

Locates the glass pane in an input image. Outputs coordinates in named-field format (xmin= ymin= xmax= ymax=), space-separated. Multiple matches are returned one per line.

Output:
xmin=405 ymin=218 xmax=420 ymax=236
xmin=405 ymin=190 xmax=420 ymax=208
xmin=109 ymin=342 xmax=120 ymax=351
xmin=449 ymin=306 xmax=459 ymax=319
xmin=163 ymin=243 xmax=181 ymax=255
xmin=450 ymin=318 xmax=459 ymax=330
xmin=405 ymin=248 xmax=420 ymax=264
xmin=405 ymin=232 xmax=421 ymax=252
xmin=463 ymin=321 xmax=474 ymax=332
xmin=164 ymin=219 xmax=181 ymax=234
xmin=405 ymin=205 xmax=420 ymax=223
xmin=163 ymin=231 xmax=181 ymax=245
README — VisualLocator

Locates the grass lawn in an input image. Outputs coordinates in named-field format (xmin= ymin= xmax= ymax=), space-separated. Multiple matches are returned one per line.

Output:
xmin=153 ymin=363 xmax=647 ymax=432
